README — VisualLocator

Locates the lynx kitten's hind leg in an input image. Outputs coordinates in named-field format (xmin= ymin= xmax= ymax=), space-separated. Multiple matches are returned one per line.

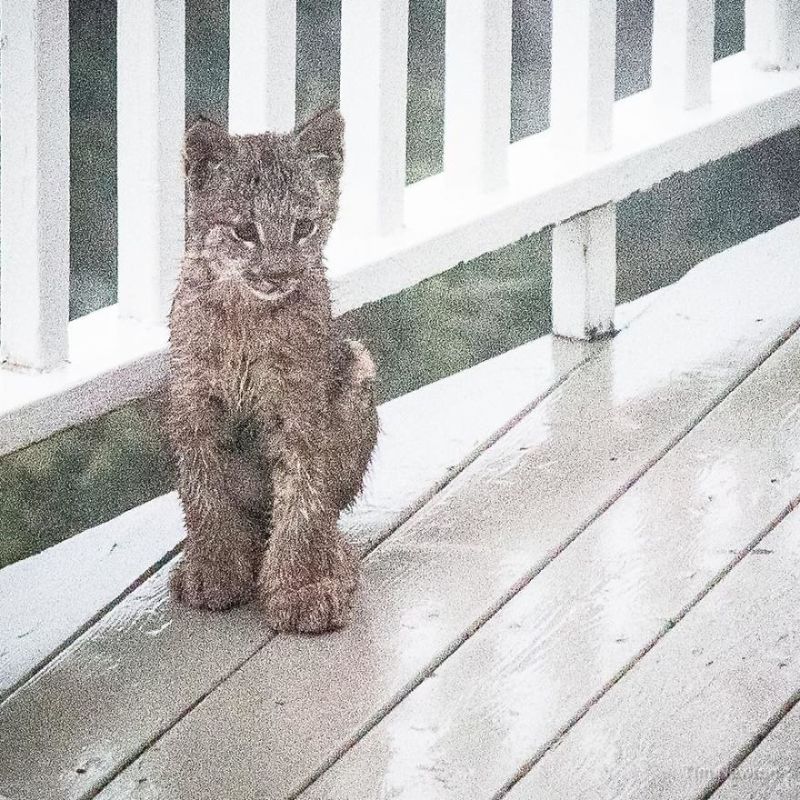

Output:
xmin=344 ymin=338 xmax=377 ymax=384
xmin=329 ymin=337 xmax=379 ymax=510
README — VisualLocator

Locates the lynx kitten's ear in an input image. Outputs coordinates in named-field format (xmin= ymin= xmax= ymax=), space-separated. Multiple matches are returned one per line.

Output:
xmin=184 ymin=117 xmax=230 ymax=189
xmin=295 ymin=106 xmax=344 ymax=181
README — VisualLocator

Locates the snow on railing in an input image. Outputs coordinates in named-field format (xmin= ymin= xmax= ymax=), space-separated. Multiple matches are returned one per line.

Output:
xmin=0 ymin=0 xmax=799 ymax=455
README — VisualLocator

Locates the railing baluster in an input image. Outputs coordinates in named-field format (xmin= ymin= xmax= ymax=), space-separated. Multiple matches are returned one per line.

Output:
xmin=550 ymin=0 xmax=616 ymax=153
xmin=550 ymin=1 xmax=617 ymax=340
xmin=443 ymin=0 xmax=513 ymax=194
xmin=117 ymin=0 xmax=186 ymax=325
xmin=229 ymin=0 xmax=296 ymax=134
xmin=552 ymin=204 xmax=617 ymax=341
xmin=339 ymin=0 xmax=409 ymax=236
xmin=745 ymin=0 xmax=800 ymax=70
xmin=0 ymin=0 xmax=70 ymax=371
xmin=652 ymin=0 xmax=715 ymax=109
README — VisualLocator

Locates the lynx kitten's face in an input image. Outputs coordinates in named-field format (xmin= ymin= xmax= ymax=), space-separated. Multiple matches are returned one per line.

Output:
xmin=183 ymin=109 xmax=343 ymax=304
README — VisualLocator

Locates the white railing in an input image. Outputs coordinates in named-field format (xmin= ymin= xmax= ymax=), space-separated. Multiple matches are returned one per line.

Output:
xmin=0 ymin=0 xmax=799 ymax=456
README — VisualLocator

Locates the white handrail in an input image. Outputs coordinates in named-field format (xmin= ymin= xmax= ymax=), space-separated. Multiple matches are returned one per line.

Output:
xmin=2 ymin=2 xmax=800 ymax=454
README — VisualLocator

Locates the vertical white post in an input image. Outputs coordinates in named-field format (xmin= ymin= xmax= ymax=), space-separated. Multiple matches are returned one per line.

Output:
xmin=652 ymin=0 xmax=715 ymax=109
xmin=550 ymin=0 xmax=617 ymax=152
xmin=745 ymin=0 xmax=800 ymax=70
xmin=443 ymin=0 xmax=513 ymax=195
xmin=0 ymin=0 xmax=70 ymax=371
xmin=117 ymin=0 xmax=186 ymax=325
xmin=339 ymin=0 xmax=409 ymax=237
xmin=229 ymin=0 xmax=296 ymax=134
xmin=552 ymin=204 xmax=617 ymax=340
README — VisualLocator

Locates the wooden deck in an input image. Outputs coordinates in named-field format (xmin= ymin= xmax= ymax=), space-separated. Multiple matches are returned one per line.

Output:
xmin=4 ymin=218 xmax=800 ymax=799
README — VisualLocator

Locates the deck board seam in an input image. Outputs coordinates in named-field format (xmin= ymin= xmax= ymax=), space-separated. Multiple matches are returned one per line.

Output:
xmin=492 ymin=492 xmax=800 ymax=799
xmin=699 ymin=693 xmax=800 ymax=800
xmin=290 ymin=320 xmax=800 ymax=800
xmin=358 ymin=359 xmax=591 ymax=559
xmin=79 ymin=633 xmax=277 ymax=800
xmin=0 ymin=539 xmax=184 ymax=706
xmin=75 ymin=347 xmax=598 ymax=800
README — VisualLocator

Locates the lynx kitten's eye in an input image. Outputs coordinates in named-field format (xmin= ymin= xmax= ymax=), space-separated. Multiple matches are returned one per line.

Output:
xmin=293 ymin=219 xmax=317 ymax=244
xmin=233 ymin=221 xmax=259 ymax=244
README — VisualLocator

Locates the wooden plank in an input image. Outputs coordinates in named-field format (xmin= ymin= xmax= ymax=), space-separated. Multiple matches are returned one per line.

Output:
xmin=0 ymin=294 xmax=654 ymax=694
xmin=117 ymin=0 xmax=185 ymax=324
xmin=712 ymin=703 xmax=800 ymax=799
xmin=90 ymin=225 xmax=800 ymax=800
xmin=0 ymin=495 xmax=184 ymax=698
xmin=652 ymin=0 xmax=715 ymax=109
xmin=228 ymin=0 xmax=296 ymax=135
xmin=0 ymin=330 xmax=593 ymax=800
xmin=0 ymin=0 xmax=70 ymax=371
xmin=505 ymin=508 xmax=800 ymax=800
xmin=338 ymin=0 xmax=408 ymax=236
xmin=550 ymin=0 xmax=616 ymax=152
xmin=443 ymin=0 xmax=513 ymax=194
xmin=551 ymin=203 xmax=616 ymax=340
xmin=297 ymin=330 xmax=800 ymax=800
xmin=746 ymin=0 xmax=800 ymax=70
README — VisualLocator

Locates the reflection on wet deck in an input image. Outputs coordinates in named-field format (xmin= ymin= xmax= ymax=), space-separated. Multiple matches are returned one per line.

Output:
xmin=3 ymin=219 xmax=800 ymax=799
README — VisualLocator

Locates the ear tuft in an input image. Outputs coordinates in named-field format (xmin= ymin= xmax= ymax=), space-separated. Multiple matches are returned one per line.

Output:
xmin=295 ymin=106 xmax=344 ymax=178
xmin=184 ymin=116 xmax=229 ymax=189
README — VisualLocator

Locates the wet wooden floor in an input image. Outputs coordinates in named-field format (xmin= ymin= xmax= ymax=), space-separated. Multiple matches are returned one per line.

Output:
xmin=3 ymin=218 xmax=800 ymax=799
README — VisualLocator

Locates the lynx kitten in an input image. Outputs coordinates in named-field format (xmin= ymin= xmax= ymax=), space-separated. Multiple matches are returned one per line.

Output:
xmin=167 ymin=108 xmax=378 ymax=633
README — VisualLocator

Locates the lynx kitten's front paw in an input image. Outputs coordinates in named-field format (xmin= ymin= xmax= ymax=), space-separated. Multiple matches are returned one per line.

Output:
xmin=171 ymin=554 xmax=255 ymax=611
xmin=260 ymin=542 xmax=359 ymax=633
xmin=263 ymin=577 xmax=356 ymax=633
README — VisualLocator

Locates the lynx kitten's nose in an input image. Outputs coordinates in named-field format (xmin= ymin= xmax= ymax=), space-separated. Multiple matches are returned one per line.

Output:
xmin=243 ymin=266 xmax=264 ymax=282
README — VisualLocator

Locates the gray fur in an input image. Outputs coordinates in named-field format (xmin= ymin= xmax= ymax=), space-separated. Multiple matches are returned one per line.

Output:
xmin=166 ymin=108 xmax=378 ymax=633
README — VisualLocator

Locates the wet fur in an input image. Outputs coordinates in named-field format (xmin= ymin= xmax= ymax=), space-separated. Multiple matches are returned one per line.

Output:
xmin=166 ymin=108 xmax=378 ymax=633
